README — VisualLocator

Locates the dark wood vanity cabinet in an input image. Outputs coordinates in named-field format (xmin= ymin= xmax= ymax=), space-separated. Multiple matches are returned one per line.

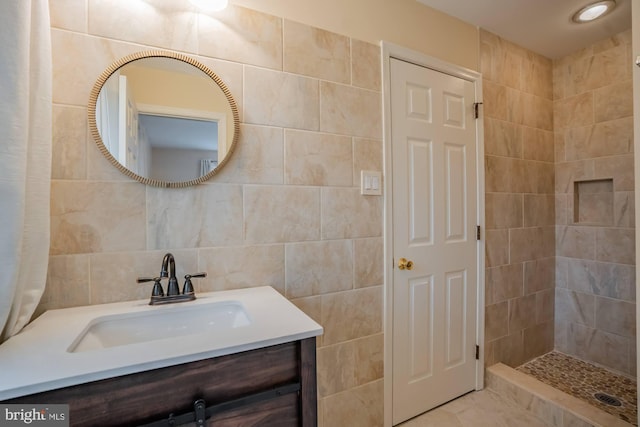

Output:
xmin=7 ymin=338 xmax=317 ymax=427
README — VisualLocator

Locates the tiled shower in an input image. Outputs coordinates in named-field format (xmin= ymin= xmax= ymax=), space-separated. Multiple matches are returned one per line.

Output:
xmin=482 ymin=24 xmax=635 ymax=422
xmin=554 ymin=33 xmax=635 ymax=377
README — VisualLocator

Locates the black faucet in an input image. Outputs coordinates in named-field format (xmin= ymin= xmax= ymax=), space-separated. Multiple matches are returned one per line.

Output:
xmin=161 ymin=253 xmax=180 ymax=296
xmin=137 ymin=253 xmax=207 ymax=305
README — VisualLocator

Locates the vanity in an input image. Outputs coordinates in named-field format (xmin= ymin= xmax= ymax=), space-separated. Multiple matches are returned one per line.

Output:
xmin=0 ymin=286 xmax=322 ymax=426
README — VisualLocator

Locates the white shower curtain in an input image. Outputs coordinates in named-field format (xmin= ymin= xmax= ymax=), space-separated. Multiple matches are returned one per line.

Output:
xmin=0 ymin=1 xmax=52 ymax=342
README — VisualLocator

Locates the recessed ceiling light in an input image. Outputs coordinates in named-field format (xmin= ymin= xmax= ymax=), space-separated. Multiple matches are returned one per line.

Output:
xmin=572 ymin=0 xmax=616 ymax=23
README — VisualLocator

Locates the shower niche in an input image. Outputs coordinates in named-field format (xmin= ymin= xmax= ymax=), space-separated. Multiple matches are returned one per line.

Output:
xmin=573 ymin=178 xmax=614 ymax=225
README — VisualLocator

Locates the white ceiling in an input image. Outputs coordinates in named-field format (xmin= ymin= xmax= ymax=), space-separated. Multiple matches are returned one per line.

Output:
xmin=416 ymin=0 xmax=632 ymax=59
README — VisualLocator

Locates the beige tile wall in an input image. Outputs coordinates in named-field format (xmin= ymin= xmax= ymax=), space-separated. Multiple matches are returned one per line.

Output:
xmin=45 ymin=1 xmax=383 ymax=425
xmin=482 ymin=28 xmax=636 ymax=376
xmin=42 ymin=0 xmax=637 ymax=420
xmin=481 ymin=30 xmax=556 ymax=368
xmin=554 ymin=30 xmax=636 ymax=376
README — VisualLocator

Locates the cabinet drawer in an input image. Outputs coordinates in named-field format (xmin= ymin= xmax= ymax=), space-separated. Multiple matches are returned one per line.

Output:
xmin=8 ymin=342 xmax=300 ymax=426
xmin=207 ymin=392 xmax=300 ymax=427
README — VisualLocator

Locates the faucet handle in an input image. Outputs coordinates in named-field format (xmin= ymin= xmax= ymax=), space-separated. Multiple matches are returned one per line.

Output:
xmin=138 ymin=276 xmax=165 ymax=297
xmin=183 ymin=272 xmax=207 ymax=295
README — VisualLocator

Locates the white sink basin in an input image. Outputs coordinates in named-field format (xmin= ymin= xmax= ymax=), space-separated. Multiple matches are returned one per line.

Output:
xmin=0 ymin=286 xmax=323 ymax=401
xmin=68 ymin=301 xmax=251 ymax=353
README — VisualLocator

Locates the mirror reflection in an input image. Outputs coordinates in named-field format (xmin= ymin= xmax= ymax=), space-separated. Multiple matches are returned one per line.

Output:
xmin=90 ymin=53 xmax=239 ymax=187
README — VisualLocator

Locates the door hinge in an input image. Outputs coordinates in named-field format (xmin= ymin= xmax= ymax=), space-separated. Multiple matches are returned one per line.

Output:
xmin=476 ymin=225 xmax=481 ymax=241
xmin=475 ymin=345 xmax=480 ymax=360
xmin=473 ymin=102 xmax=483 ymax=119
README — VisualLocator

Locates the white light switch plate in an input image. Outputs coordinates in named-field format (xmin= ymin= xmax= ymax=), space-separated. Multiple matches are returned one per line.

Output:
xmin=361 ymin=170 xmax=382 ymax=196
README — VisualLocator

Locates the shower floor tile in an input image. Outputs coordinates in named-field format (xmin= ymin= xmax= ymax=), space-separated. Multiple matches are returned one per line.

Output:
xmin=517 ymin=351 xmax=637 ymax=425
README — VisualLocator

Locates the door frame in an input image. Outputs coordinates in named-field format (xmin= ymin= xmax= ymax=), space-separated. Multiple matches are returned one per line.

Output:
xmin=381 ymin=41 xmax=486 ymax=427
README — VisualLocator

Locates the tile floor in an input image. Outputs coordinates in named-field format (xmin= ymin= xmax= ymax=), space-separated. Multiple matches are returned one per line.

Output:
xmin=517 ymin=351 xmax=637 ymax=426
xmin=398 ymin=389 xmax=551 ymax=427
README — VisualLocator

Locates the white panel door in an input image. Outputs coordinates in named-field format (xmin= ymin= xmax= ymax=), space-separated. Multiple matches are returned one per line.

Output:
xmin=390 ymin=57 xmax=478 ymax=425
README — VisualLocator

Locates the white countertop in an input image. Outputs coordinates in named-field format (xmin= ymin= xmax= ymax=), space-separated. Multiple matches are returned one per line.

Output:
xmin=0 ymin=286 xmax=322 ymax=400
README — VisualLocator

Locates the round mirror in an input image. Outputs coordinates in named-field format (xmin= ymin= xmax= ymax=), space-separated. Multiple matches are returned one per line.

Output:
xmin=88 ymin=51 xmax=239 ymax=188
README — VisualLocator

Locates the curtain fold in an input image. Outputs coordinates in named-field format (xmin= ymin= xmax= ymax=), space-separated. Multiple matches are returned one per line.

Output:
xmin=0 ymin=0 xmax=52 ymax=342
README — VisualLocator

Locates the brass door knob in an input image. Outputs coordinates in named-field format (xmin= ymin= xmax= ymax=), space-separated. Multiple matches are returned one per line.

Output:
xmin=398 ymin=258 xmax=414 ymax=270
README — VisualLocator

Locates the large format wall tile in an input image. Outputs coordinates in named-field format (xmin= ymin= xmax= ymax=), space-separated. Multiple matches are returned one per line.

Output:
xmin=52 ymin=105 xmax=87 ymax=180
xmin=50 ymin=182 xmax=146 ymax=255
xmin=483 ymin=80 xmax=508 ymax=120
xmin=354 ymin=238 xmax=383 ymax=288
xmin=482 ymin=31 xmax=554 ymax=369
xmin=523 ymin=321 xmax=554 ymax=361
xmin=524 ymin=257 xmax=555 ymax=294
xmin=85 ymin=137 xmax=136 ymax=182
xmin=564 ymin=323 xmax=631 ymax=375
xmin=197 ymin=245 xmax=285 ymax=294
xmin=351 ymin=40 xmax=381 ymax=91
xmin=283 ymin=20 xmax=350 ymax=84
xmin=484 ymin=118 xmax=523 ymax=158
xmin=593 ymin=155 xmax=635 ymax=191
xmin=321 ymin=188 xmax=382 ymax=239
xmin=595 ymin=297 xmax=636 ymax=338
xmin=614 ymin=191 xmax=635 ymax=227
xmin=536 ymin=290 xmax=554 ymax=323
xmin=521 ymin=52 xmax=553 ymax=100
xmin=90 ymin=249 xmax=198 ymax=304
xmin=594 ymin=80 xmax=633 ymax=123
xmin=321 ymin=287 xmax=382 ymax=346
xmin=89 ymin=0 xmax=198 ymax=53
xmin=147 ymin=185 xmax=243 ymax=249
xmin=40 ymin=255 xmax=90 ymax=315
xmin=553 ymin=32 xmax=635 ymax=373
xmin=509 ymin=227 xmax=554 ymax=263
xmin=485 ymin=229 xmax=509 ymax=268
xmin=565 ymin=258 xmax=636 ymax=301
xmin=523 ymin=195 xmax=555 ymax=227
xmin=198 ymin=4 xmax=282 ymax=70
xmin=320 ymin=82 xmax=382 ymax=139
xmin=244 ymin=66 xmax=319 ymax=130
xmin=244 ymin=186 xmax=321 ymax=243
xmin=48 ymin=5 xmax=387 ymax=426
xmin=508 ymin=294 xmax=538 ymax=332
xmin=51 ymin=29 xmax=139 ymax=106
xmin=486 ymin=263 xmax=523 ymax=304
xmin=595 ymin=227 xmax=635 ymax=265
xmin=555 ymin=288 xmax=595 ymax=327
xmin=564 ymin=117 xmax=633 ymax=161
xmin=213 ymin=124 xmax=284 ymax=184
xmin=284 ymin=130 xmax=353 ymax=186
xmin=194 ymin=55 xmax=245 ymax=122
xmin=317 ymin=334 xmax=382 ymax=397
xmin=561 ymin=45 xmax=629 ymax=97
xmin=553 ymin=92 xmax=593 ymax=130
xmin=285 ymin=240 xmax=353 ymax=298
xmin=555 ymin=159 xmax=595 ymax=193
xmin=491 ymin=331 xmax=526 ymax=367
xmin=486 ymin=301 xmax=508 ymax=341
xmin=50 ymin=0 xmax=87 ymax=32
xmin=555 ymin=226 xmax=596 ymax=259
xmin=485 ymin=193 xmax=523 ymax=229
xmin=522 ymin=128 xmax=554 ymax=162
xmin=322 ymin=380 xmax=383 ymax=427
xmin=353 ymin=138 xmax=383 ymax=185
